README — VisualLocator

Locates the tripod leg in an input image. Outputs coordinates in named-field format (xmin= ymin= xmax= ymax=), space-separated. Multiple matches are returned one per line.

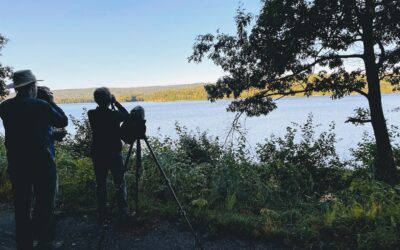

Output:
xmin=123 ymin=142 xmax=135 ymax=173
xmin=143 ymin=137 xmax=204 ymax=250
xmin=109 ymin=142 xmax=134 ymax=217
xmin=135 ymin=139 xmax=142 ymax=215
xmin=116 ymin=142 xmax=134 ymax=208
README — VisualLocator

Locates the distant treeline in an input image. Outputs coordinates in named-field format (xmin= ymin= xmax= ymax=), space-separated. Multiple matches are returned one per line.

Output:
xmin=52 ymin=83 xmax=208 ymax=103
xmin=40 ymin=81 xmax=399 ymax=104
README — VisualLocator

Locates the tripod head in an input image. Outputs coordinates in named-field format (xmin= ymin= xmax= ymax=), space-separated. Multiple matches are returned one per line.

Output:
xmin=120 ymin=105 xmax=147 ymax=144
xmin=131 ymin=105 xmax=145 ymax=121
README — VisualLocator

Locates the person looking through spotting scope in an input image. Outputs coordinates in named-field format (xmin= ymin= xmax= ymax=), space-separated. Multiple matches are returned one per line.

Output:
xmin=88 ymin=87 xmax=130 ymax=224
xmin=0 ymin=70 xmax=68 ymax=250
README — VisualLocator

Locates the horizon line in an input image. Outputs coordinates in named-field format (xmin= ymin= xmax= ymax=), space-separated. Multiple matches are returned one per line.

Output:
xmin=50 ymin=81 xmax=213 ymax=91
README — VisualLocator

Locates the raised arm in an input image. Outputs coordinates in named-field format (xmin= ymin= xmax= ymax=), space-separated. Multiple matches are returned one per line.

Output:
xmin=38 ymin=87 xmax=68 ymax=128
xmin=47 ymin=102 xmax=68 ymax=128
xmin=115 ymin=101 xmax=128 ymax=113
xmin=111 ymin=95 xmax=129 ymax=122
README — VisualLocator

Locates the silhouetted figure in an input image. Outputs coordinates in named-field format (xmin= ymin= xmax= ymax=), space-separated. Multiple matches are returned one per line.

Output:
xmin=37 ymin=86 xmax=67 ymax=158
xmin=30 ymin=86 xmax=67 ymax=244
xmin=88 ymin=87 xmax=130 ymax=224
xmin=0 ymin=70 xmax=68 ymax=250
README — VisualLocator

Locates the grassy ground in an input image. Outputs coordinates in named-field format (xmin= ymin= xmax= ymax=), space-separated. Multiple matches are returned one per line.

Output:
xmin=0 ymin=204 xmax=286 ymax=250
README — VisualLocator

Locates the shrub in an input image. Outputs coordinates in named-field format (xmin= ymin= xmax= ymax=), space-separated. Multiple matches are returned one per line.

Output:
xmin=256 ymin=114 xmax=348 ymax=204
xmin=0 ymin=135 xmax=11 ymax=200
xmin=351 ymin=125 xmax=400 ymax=179
xmin=63 ymin=109 xmax=92 ymax=158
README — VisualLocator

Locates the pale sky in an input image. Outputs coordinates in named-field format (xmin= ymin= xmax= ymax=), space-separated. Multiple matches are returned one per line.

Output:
xmin=0 ymin=0 xmax=261 ymax=90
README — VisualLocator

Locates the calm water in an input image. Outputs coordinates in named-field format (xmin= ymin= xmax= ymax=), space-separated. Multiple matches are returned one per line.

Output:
xmin=2 ymin=94 xmax=399 ymax=159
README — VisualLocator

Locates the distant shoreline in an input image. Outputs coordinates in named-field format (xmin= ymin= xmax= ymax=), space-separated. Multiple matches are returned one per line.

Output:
xmin=6 ymin=82 xmax=397 ymax=104
xmin=55 ymin=92 xmax=400 ymax=105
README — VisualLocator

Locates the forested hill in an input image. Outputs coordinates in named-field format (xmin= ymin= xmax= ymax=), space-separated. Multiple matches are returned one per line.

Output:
xmin=52 ymin=83 xmax=208 ymax=103
xmin=43 ymin=80 xmax=398 ymax=104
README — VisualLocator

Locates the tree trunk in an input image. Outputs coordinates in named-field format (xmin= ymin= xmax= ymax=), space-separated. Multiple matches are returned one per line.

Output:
xmin=362 ymin=0 xmax=398 ymax=185
xmin=366 ymin=74 xmax=398 ymax=185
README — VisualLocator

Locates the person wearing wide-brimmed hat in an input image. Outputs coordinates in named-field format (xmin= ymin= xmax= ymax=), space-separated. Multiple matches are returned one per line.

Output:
xmin=0 ymin=70 xmax=68 ymax=250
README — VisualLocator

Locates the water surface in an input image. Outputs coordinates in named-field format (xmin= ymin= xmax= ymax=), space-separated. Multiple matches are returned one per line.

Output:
xmin=2 ymin=94 xmax=399 ymax=159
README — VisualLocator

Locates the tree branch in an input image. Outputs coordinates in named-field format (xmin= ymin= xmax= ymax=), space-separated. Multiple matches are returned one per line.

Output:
xmin=317 ymin=54 xmax=364 ymax=60
xmin=264 ymin=89 xmax=307 ymax=98
xmin=380 ymin=72 xmax=397 ymax=80
xmin=345 ymin=117 xmax=371 ymax=124
xmin=350 ymin=88 xmax=369 ymax=98
xmin=274 ymin=54 xmax=364 ymax=84
xmin=376 ymin=39 xmax=385 ymax=68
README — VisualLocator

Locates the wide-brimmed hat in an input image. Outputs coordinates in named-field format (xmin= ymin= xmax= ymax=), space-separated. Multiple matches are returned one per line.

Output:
xmin=6 ymin=70 xmax=43 ymax=89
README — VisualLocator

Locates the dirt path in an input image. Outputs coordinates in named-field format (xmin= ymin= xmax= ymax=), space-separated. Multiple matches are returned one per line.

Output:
xmin=0 ymin=204 xmax=286 ymax=250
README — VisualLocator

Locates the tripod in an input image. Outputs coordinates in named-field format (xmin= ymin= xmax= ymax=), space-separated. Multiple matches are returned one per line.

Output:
xmin=123 ymin=136 xmax=204 ymax=250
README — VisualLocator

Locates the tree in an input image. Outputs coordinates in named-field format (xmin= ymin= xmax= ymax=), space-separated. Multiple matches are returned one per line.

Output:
xmin=189 ymin=0 xmax=400 ymax=184
xmin=0 ymin=34 xmax=12 ymax=99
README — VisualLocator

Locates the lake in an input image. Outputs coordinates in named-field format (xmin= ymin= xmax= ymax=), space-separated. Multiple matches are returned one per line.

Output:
xmin=2 ymin=94 xmax=400 ymax=159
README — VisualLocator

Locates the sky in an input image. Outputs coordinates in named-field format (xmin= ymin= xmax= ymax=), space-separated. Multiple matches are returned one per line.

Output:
xmin=0 ymin=0 xmax=262 ymax=90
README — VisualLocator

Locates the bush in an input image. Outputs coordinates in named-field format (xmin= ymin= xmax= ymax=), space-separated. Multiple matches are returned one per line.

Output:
xmin=351 ymin=125 xmax=400 ymax=179
xmin=315 ymin=179 xmax=400 ymax=249
xmin=55 ymin=151 xmax=96 ymax=210
xmin=0 ymin=135 xmax=11 ymax=200
xmin=256 ymin=114 xmax=348 ymax=205
xmin=63 ymin=109 xmax=92 ymax=158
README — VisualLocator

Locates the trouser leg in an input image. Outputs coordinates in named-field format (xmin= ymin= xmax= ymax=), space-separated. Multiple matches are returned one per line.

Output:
xmin=110 ymin=153 xmax=128 ymax=214
xmin=31 ymin=189 xmax=39 ymax=240
xmin=9 ymin=170 xmax=34 ymax=250
xmin=32 ymin=170 xmax=58 ymax=241
xmin=92 ymin=157 xmax=109 ymax=216
xmin=33 ymin=165 xmax=57 ymax=247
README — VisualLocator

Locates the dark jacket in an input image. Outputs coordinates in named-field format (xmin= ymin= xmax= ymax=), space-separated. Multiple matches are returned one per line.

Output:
xmin=0 ymin=95 xmax=68 ymax=162
xmin=88 ymin=103 xmax=129 ymax=155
